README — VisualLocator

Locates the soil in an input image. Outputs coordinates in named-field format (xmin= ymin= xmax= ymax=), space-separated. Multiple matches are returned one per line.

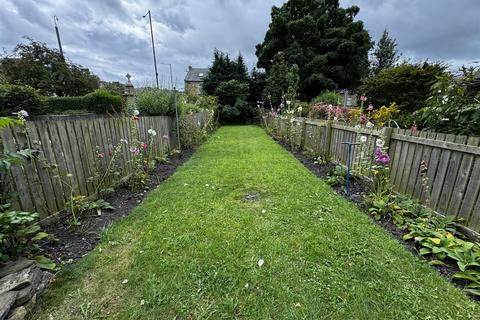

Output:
xmin=276 ymin=138 xmax=475 ymax=300
xmin=39 ymin=148 xmax=196 ymax=264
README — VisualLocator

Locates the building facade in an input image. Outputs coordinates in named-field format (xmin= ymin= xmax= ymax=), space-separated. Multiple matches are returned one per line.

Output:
xmin=184 ymin=66 xmax=209 ymax=95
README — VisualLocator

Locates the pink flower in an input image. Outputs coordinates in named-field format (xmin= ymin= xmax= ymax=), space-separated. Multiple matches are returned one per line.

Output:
xmin=141 ymin=143 xmax=148 ymax=151
xmin=360 ymin=95 xmax=367 ymax=102
xmin=359 ymin=114 xmax=369 ymax=124
xmin=375 ymin=147 xmax=391 ymax=165
xmin=129 ymin=146 xmax=140 ymax=155
xmin=367 ymin=103 xmax=374 ymax=111
xmin=98 ymin=153 xmax=104 ymax=158
xmin=410 ymin=124 xmax=418 ymax=134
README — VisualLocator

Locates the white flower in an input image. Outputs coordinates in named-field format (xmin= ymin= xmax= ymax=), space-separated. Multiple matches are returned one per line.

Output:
xmin=120 ymin=138 xmax=128 ymax=145
xmin=333 ymin=117 xmax=338 ymax=121
xmin=366 ymin=122 xmax=374 ymax=128
xmin=376 ymin=139 xmax=384 ymax=148
xmin=261 ymin=209 xmax=266 ymax=214
xmin=12 ymin=110 xmax=29 ymax=120
xmin=122 ymin=279 xmax=128 ymax=284
xmin=297 ymin=106 xmax=303 ymax=113
xmin=140 ymin=299 xmax=145 ymax=306
xmin=147 ymin=129 xmax=157 ymax=136
xmin=257 ymin=259 xmax=264 ymax=267
xmin=286 ymin=100 xmax=291 ymax=105
xmin=360 ymin=136 xmax=367 ymax=143
xmin=245 ymin=283 xmax=249 ymax=288
xmin=132 ymin=109 xmax=140 ymax=116
xmin=354 ymin=124 xmax=361 ymax=129
xmin=197 ymin=121 xmax=201 ymax=126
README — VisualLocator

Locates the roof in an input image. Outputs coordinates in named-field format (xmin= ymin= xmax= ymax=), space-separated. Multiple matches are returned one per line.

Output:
xmin=185 ymin=67 xmax=209 ymax=82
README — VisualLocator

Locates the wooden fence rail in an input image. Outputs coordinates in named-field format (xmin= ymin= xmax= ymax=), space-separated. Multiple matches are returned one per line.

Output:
xmin=267 ymin=116 xmax=480 ymax=233
xmin=1 ymin=112 xmax=208 ymax=218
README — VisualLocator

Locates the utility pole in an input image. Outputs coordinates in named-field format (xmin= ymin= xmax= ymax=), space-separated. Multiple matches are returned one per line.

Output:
xmin=143 ymin=10 xmax=159 ymax=88
xmin=54 ymin=16 xmax=64 ymax=59
xmin=161 ymin=62 xmax=181 ymax=149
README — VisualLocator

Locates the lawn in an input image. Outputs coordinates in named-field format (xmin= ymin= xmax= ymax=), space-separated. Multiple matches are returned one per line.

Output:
xmin=33 ymin=126 xmax=477 ymax=319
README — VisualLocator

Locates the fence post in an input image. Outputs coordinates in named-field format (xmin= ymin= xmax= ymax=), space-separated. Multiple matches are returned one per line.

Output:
xmin=382 ymin=127 xmax=393 ymax=149
xmin=300 ymin=117 xmax=307 ymax=149
xmin=324 ymin=120 xmax=333 ymax=158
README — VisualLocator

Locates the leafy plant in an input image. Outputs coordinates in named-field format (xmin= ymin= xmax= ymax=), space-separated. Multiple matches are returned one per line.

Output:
xmin=67 ymin=195 xmax=114 ymax=225
xmin=325 ymin=165 xmax=347 ymax=187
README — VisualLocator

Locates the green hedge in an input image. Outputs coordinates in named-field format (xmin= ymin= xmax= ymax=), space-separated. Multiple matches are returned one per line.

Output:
xmin=0 ymin=84 xmax=46 ymax=116
xmin=46 ymin=89 xmax=122 ymax=114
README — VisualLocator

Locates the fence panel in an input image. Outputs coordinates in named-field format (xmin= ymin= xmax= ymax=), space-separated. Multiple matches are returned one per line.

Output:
xmin=266 ymin=115 xmax=480 ymax=233
xmin=1 ymin=113 xmax=207 ymax=218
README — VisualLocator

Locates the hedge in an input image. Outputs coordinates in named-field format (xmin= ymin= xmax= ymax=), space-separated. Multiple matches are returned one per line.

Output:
xmin=46 ymin=89 xmax=122 ymax=114
xmin=0 ymin=84 xmax=46 ymax=116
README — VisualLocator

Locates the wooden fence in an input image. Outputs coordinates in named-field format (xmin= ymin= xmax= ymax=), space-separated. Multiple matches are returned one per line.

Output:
xmin=1 ymin=112 xmax=208 ymax=218
xmin=267 ymin=116 xmax=480 ymax=233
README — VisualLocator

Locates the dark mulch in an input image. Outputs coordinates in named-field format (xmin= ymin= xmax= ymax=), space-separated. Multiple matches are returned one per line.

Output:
xmin=276 ymin=138 xmax=475 ymax=299
xmin=39 ymin=148 xmax=196 ymax=264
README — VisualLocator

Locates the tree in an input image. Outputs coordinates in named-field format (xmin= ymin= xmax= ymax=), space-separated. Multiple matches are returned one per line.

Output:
xmin=256 ymin=0 xmax=372 ymax=100
xmin=371 ymin=29 xmax=400 ymax=75
xmin=359 ymin=62 xmax=446 ymax=126
xmin=203 ymin=49 xmax=247 ymax=95
xmin=263 ymin=55 xmax=300 ymax=108
xmin=0 ymin=38 xmax=99 ymax=96
xmin=248 ymin=68 xmax=267 ymax=106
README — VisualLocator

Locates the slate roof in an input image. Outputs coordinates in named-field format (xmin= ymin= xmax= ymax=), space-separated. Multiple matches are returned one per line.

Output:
xmin=185 ymin=67 xmax=209 ymax=82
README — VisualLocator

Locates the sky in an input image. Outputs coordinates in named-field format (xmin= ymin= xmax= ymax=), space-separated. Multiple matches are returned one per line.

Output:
xmin=1 ymin=0 xmax=479 ymax=90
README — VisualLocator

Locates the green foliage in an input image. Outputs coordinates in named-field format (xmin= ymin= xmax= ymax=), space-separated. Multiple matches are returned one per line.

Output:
xmin=0 ymin=83 xmax=47 ymax=116
xmin=360 ymin=62 xmax=446 ymax=126
xmin=263 ymin=56 xmax=300 ymax=108
xmin=248 ymin=68 xmax=267 ymax=105
xmin=371 ymin=29 xmax=400 ymax=75
xmin=325 ymin=165 xmax=347 ymax=187
xmin=132 ymin=88 xmax=175 ymax=116
xmin=178 ymin=94 xmax=217 ymax=114
xmin=45 ymin=89 xmax=122 ymax=114
xmin=67 ymin=196 xmax=113 ymax=226
xmin=203 ymin=50 xmax=249 ymax=95
xmin=214 ymin=80 xmax=255 ymax=123
xmin=418 ymin=67 xmax=480 ymax=135
xmin=312 ymin=90 xmax=342 ymax=106
xmin=179 ymin=111 xmax=216 ymax=148
xmin=256 ymin=0 xmax=372 ymax=100
xmin=0 ymin=37 xmax=99 ymax=96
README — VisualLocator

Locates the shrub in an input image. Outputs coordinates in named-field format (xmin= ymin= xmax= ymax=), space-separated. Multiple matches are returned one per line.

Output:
xmin=0 ymin=83 xmax=46 ymax=116
xmin=46 ymin=89 xmax=122 ymax=114
xmin=418 ymin=69 xmax=480 ymax=135
xmin=311 ymin=90 xmax=342 ymax=106
xmin=133 ymin=88 xmax=175 ymax=116
xmin=359 ymin=62 xmax=446 ymax=126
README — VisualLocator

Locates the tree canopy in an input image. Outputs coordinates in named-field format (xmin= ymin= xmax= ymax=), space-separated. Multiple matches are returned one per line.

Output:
xmin=0 ymin=38 xmax=99 ymax=96
xmin=256 ymin=0 xmax=372 ymax=100
xmin=371 ymin=29 xmax=400 ymax=75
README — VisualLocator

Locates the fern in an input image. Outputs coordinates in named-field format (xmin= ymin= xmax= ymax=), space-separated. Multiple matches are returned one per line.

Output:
xmin=0 ymin=117 xmax=23 ymax=130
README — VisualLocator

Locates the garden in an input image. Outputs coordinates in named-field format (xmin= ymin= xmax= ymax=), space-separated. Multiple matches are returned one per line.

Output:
xmin=1 ymin=0 xmax=480 ymax=319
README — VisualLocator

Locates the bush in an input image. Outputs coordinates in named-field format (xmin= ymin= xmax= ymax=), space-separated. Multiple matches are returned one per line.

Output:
xmin=0 ymin=84 xmax=46 ymax=116
xmin=312 ymin=90 xmax=342 ymax=106
xmin=133 ymin=88 xmax=175 ymax=116
xmin=359 ymin=62 xmax=446 ymax=126
xmin=46 ymin=89 xmax=122 ymax=114
xmin=418 ymin=70 xmax=480 ymax=135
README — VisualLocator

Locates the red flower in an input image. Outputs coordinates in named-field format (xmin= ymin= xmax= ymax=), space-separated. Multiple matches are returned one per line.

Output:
xmin=142 ymin=142 xmax=148 ymax=151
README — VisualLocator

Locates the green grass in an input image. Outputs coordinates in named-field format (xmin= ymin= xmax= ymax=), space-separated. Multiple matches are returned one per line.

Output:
xmin=33 ymin=126 xmax=478 ymax=319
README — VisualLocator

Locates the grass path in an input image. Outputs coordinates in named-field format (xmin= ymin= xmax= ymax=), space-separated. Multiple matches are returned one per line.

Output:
xmin=34 ymin=126 xmax=477 ymax=319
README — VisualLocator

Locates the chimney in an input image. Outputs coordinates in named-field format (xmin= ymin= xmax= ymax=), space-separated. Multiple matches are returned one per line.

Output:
xmin=188 ymin=65 xmax=192 ymax=70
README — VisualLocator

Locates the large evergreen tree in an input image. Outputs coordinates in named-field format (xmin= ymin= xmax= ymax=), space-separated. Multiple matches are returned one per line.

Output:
xmin=256 ymin=0 xmax=372 ymax=100
xmin=371 ymin=29 xmax=400 ymax=75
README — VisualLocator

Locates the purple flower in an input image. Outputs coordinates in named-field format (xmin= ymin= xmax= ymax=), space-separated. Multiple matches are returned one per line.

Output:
xmin=375 ymin=147 xmax=390 ymax=165
xmin=367 ymin=103 xmax=374 ymax=111
xmin=359 ymin=114 xmax=369 ymax=124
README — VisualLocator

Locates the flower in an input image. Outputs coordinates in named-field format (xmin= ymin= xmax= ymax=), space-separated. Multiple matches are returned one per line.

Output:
xmin=367 ymin=104 xmax=374 ymax=111
xmin=286 ymin=100 xmax=291 ymax=106
xmin=376 ymin=139 xmax=384 ymax=148
xmin=354 ymin=124 xmax=361 ymax=129
xmin=359 ymin=114 xmax=369 ymax=124
xmin=374 ymin=147 xmax=391 ymax=165
xmin=162 ymin=134 xmax=169 ymax=140
xmin=366 ymin=121 xmax=374 ymax=128
xmin=98 ymin=153 xmax=105 ymax=158
xmin=333 ymin=117 xmax=338 ymax=121
xmin=132 ymin=109 xmax=140 ymax=116
xmin=297 ymin=106 xmax=303 ymax=113
xmin=120 ymin=138 xmax=128 ymax=145
xmin=360 ymin=135 xmax=367 ymax=143
xmin=147 ymin=129 xmax=157 ymax=136
xmin=141 ymin=142 xmax=148 ymax=151
xmin=129 ymin=146 xmax=140 ymax=155
xmin=360 ymin=95 xmax=367 ymax=102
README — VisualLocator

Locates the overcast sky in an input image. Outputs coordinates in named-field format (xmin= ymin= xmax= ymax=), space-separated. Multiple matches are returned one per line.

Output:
xmin=1 ymin=0 xmax=479 ymax=90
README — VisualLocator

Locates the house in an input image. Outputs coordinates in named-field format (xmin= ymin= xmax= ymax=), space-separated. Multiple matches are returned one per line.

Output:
xmin=184 ymin=66 xmax=209 ymax=95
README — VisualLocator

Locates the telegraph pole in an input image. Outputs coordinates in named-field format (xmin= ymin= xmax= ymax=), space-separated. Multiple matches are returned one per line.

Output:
xmin=54 ymin=16 xmax=64 ymax=59
xmin=143 ymin=10 xmax=159 ymax=88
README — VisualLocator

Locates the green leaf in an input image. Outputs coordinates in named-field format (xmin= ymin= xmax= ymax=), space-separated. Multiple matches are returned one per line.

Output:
xmin=419 ymin=247 xmax=431 ymax=255
xmin=35 ymin=255 xmax=57 ymax=270
xmin=428 ymin=260 xmax=445 ymax=266
xmin=32 ymin=232 xmax=49 ymax=241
